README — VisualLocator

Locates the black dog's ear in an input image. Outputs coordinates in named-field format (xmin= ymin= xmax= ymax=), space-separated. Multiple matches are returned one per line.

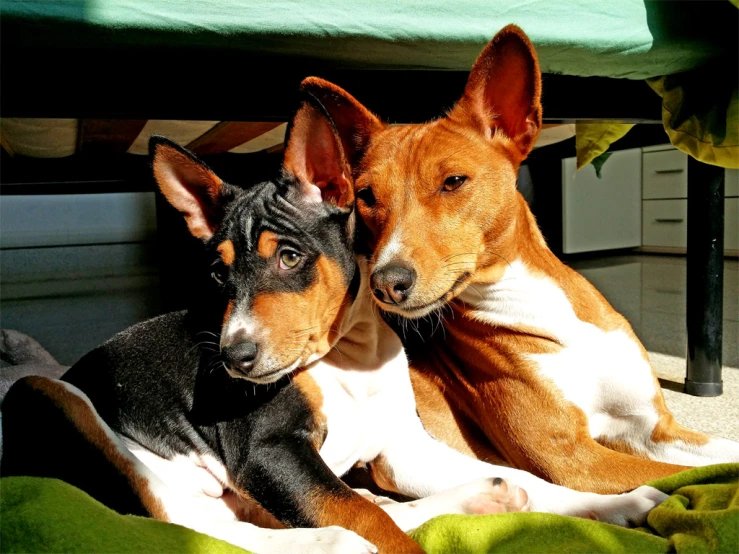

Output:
xmin=283 ymin=96 xmax=354 ymax=209
xmin=150 ymin=136 xmax=232 ymax=241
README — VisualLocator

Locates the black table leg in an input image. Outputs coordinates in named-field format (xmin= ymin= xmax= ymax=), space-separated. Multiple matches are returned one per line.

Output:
xmin=685 ymin=157 xmax=725 ymax=397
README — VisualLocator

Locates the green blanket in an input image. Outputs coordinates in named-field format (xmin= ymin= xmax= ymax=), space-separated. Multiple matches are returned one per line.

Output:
xmin=411 ymin=464 xmax=739 ymax=554
xmin=0 ymin=476 xmax=248 ymax=554
xmin=2 ymin=465 xmax=737 ymax=554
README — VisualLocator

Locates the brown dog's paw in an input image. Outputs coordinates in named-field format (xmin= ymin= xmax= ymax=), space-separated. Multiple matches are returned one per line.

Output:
xmin=462 ymin=477 xmax=530 ymax=515
xmin=446 ymin=477 xmax=529 ymax=515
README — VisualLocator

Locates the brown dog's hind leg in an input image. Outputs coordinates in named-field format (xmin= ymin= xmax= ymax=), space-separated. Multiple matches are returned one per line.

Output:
xmin=468 ymin=378 xmax=690 ymax=494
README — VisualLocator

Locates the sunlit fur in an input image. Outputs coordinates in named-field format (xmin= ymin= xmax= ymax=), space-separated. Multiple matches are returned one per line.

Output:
xmin=356 ymin=118 xmax=521 ymax=318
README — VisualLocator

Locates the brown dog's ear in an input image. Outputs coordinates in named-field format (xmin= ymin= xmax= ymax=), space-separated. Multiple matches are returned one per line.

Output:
xmin=451 ymin=25 xmax=542 ymax=156
xmin=284 ymin=97 xmax=354 ymax=208
xmin=299 ymin=77 xmax=384 ymax=169
xmin=150 ymin=136 xmax=229 ymax=241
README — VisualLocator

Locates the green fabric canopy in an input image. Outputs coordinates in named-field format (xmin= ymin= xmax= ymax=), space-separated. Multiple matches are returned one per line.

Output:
xmin=1 ymin=0 xmax=735 ymax=77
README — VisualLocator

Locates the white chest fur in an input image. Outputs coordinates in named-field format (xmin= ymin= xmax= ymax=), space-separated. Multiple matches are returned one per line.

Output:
xmin=308 ymin=340 xmax=414 ymax=477
xmin=458 ymin=260 xmax=660 ymax=442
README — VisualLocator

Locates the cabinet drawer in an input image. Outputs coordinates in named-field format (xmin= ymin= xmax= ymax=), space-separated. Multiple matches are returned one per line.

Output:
xmin=643 ymin=150 xmax=687 ymax=199
xmin=726 ymin=169 xmax=739 ymax=198
xmin=643 ymin=200 xmax=687 ymax=247
xmin=726 ymin=198 xmax=738 ymax=251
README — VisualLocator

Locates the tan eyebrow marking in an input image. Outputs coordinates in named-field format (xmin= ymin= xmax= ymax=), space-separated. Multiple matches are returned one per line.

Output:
xmin=217 ymin=240 xmax=236 ymax=265
xmin=257 ymin=230 xmax=279 ymax=258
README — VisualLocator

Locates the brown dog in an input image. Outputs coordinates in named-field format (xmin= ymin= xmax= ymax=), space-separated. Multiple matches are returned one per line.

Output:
xmin=300 ymin=25 xmax=739 ymax=494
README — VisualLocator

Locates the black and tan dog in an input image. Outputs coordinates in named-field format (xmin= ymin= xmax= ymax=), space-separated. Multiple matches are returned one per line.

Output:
xmin=2 ymin=98 xmax=665 ymax=554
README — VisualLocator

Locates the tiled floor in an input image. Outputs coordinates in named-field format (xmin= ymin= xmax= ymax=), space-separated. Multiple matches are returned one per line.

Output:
xmin=568 ymin=254 xmax=738 ymax=369
xmin=647 ymin=351 xmax=739 ymax=441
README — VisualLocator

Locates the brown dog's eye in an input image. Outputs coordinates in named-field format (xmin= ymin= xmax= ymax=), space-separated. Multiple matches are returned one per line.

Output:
xmin=443 ymin=175 xmax=468 ymax=192
xmin=279 ymin=250 xmax=302 ymax=270
xmin=356 ymin=187 xmax=376 ymax=207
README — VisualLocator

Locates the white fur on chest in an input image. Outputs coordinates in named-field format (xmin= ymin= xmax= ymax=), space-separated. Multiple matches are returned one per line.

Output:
xmin=307 ymin=344 xmax=414 ymax=477
xmin=458 ymin=261 xmax=659 ymax=438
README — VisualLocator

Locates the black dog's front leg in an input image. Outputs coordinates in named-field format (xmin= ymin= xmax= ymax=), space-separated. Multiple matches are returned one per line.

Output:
xmin=234 ymin=434 xmax=422 ymax=554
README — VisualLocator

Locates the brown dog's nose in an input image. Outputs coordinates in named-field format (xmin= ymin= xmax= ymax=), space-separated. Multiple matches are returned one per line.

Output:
xmin=371 ymin=264 xmax=416 ymax=305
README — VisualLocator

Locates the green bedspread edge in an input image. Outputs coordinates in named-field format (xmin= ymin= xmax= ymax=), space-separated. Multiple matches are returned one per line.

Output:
xmin=1 ymin=0 xmax=736 ymax=79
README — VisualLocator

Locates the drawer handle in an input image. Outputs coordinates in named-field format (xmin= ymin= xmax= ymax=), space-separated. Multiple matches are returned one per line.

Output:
xmin=655 ymin=218 xmax=684 ymax=223
xmin=655 ymin=169 xmax=684 ymax=174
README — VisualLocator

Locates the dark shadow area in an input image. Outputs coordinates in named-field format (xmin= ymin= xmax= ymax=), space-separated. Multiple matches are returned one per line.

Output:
xmin=644 ymin=0 xmax=738 ymax=57
xmin=659 ymin=378 xmax=685 ymax=393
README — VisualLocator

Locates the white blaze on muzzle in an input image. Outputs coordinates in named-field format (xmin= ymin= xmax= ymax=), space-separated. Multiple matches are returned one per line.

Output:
xmin=374 ymin=230 xmax=404 ymax=269
xmin=221 ymin=303 xmax=263 ymax=349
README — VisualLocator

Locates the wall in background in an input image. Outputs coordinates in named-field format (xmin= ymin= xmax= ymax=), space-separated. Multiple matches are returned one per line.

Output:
xmin=0 ymin=191 xmax=161 ymax=364
xmin=0 ymin=192 xmax=156 ymax=248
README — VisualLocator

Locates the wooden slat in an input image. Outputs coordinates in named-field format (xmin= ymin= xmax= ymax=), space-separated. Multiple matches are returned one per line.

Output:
xmin=77 ymin=119 xmax=148 ymax=156
xmin=187 ymin=121 xmax=282 ymax=155
xmin=1 ymin=136 xmax=15 ymax=157
xmin=264 ymin=142 xmax=285 ymax=155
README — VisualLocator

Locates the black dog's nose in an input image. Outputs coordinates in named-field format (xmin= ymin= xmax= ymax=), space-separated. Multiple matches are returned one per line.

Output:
xmin=223 ymin=341 xmax=258 ymax=373
xmin=371 ymin=264 xmax=417 ymax=305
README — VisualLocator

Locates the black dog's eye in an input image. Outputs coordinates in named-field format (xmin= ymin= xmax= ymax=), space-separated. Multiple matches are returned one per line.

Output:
xmin=211 ymin=263 xmax=227 ymax=285
xmin=356 ymin=187 xmax=377 ymax=207
xmin=442 ymin=175 xmax=468 ymax=192
xmin=279 ymin=249 xmax=302 ymax=270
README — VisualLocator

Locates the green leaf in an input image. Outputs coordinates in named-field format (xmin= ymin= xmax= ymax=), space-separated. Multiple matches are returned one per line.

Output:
xmin=591 ymin=151 xmax=613 ymax=178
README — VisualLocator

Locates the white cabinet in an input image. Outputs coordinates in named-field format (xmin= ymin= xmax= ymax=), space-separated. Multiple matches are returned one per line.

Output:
xmin=561 ymin=145 xmax=738 ymax=255
xmin=642 ymin=149 xmax=688 ymax=199
xmin=726 ymin=198 xmax=739 ymax=251
xmin=642 ymin=200 xmax=687 ymax=248
xmin=725 ymin=167 xmax=739 ymax=198
xmin=562 ymin=149 xmax=643 ymax=254
xmin=641 ymin=145 xmax=738 ymax=253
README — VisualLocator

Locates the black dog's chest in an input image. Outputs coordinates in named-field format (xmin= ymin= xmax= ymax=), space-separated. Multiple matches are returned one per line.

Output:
xmin=61 ymin=311 xmax=322 ymax=470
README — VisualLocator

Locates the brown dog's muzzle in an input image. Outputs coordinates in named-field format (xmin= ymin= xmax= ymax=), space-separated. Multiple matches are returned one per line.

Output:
xmin=370 ymin=262 xmax=417 ymax=305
